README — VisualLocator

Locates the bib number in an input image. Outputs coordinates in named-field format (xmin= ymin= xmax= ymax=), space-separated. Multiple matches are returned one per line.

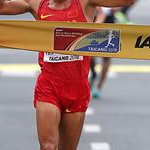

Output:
xmin=44 ymin=53 xmax=83 ymax=63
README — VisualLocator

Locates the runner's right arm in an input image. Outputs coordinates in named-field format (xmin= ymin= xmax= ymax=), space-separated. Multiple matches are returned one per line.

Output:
xmin=0 ymin=0 xmax=30 ymax=15
xmin=90 ymin=0 xmax=134 ymax=7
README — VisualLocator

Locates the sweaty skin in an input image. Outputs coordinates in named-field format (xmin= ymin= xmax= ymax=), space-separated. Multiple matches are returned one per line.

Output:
xmin=0 ymin=0 xmax=134 ymax=150
xmin=0 ymin=0 xmax=134 ymax=20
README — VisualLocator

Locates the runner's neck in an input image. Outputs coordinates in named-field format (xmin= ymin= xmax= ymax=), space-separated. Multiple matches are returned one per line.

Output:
xmin=48 ymin=0 xmax=71 ymax=10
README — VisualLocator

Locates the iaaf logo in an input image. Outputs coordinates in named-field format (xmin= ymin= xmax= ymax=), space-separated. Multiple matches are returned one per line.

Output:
xmin=135 ymin=36 xmax=150 ymax=48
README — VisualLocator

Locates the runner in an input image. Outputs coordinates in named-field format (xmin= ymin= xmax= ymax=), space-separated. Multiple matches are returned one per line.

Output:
xmin=89 ymin=7 xmax=107 ymax=90
xmin=90 ymin=7 xmax=113 ymax=99
xmin=0 ymin=0 xmax=134 ymax=150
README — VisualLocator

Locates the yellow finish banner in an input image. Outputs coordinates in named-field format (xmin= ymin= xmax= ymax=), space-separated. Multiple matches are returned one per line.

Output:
xmin=0 ymin=20 xmax=150 ymax=60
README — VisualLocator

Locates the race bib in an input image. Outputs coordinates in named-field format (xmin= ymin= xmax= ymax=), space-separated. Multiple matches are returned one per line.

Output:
xmin=44 ymin=52 xmax=83 ymax=63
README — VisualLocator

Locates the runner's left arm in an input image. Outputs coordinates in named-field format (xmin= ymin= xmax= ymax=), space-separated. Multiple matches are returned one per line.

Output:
xmin=90 ymin=0 xmax=134 ymax=7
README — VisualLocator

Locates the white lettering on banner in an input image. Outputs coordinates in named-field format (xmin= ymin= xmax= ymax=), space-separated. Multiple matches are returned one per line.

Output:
xmin=44 ymin=53 xmax=83 ymax=63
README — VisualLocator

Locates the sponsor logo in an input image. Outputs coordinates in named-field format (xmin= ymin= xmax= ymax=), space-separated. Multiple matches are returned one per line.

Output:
xmin=65 ymin=108 xmax=72 ymax=113
xmin=40 ymin=14 xmax=53 ymax=19
xmin=135 ymin=36 xmax=150 ymax=48
xmin=75 ymin=29 xmax=120 ymax=53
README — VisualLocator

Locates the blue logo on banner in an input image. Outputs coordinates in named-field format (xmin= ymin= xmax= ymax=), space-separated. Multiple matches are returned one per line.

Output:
xmin=75 ymin=30 xmax=120 ymax=53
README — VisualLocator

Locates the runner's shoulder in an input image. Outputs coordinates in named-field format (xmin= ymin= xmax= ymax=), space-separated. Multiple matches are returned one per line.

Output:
xmin=25 ymin=0 xmax=41 ymax=12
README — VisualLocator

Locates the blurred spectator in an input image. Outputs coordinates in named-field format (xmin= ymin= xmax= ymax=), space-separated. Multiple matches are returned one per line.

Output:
xmin=90 ymin=7 xmax=113 ymax=99
xmin=114 ymin=0 xmax=138 ymax=23
xmin=90 ymin=1 xmax=137 ymax=99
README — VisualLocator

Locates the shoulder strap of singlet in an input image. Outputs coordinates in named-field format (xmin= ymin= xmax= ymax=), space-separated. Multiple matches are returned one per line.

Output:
xmin=37 ymin=0 xmax=45 ymax=19
xmin=74 ymin=0 xmax=83 ymax=12
xmin=75 ymin=0 xmax=78 ymax=4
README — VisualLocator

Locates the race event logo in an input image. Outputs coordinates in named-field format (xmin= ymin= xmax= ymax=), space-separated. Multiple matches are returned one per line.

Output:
xmin=54 ymin=28 xmax=120 ymax=53
xmin=75 ymin=30 xmax=120 ymax=53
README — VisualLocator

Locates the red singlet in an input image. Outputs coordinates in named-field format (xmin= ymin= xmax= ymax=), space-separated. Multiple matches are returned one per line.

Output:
xmin=37 ymin=0 xmax=90 ymax=80
xmin=34 ymin=0 xmax=90 ymax=112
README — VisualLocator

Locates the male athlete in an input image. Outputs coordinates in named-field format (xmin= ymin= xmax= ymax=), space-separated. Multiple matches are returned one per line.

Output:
xmin=0 ymin=0 xmax=134 ymax=150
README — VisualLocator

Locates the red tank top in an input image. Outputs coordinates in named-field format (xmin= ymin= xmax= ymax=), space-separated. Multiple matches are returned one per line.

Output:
xmin=37 ymin=0 xmax=90 ymax=80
